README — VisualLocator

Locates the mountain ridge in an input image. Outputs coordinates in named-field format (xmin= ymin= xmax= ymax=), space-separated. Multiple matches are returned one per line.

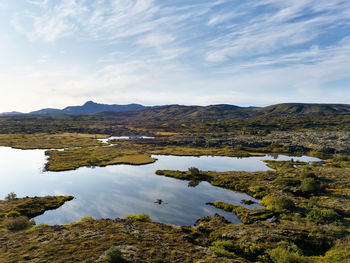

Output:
xmin=28 ymin=101 xmax=147 ymax=115
xmin=2 ymin=102 xmax=350 ymax=121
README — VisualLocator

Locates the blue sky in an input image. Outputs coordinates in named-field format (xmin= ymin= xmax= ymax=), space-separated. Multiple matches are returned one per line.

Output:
xmin=0 ymin=0 xmax=350 ymax=112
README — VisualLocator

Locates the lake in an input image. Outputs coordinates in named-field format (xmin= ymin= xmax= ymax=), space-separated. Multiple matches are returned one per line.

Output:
xmin=0 ymin=146 xmax=319 ymax=225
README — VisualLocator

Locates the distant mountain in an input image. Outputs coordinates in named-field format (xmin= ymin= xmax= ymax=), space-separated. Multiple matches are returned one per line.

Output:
xmin=96 ymin=103 xmax=350 ymax=122
xmin=2 ymin=102 xmax=350 ymax=119
xmin=254 ymin=103 xmax=350 ymax=116
xmin=29 ymin=101 xmax=147 ymax=114
xmin=30 ymin=108 xmax=63 ymax=114
xmin=0 ymin=111 xmax=23 ymax=115
xmin=96 ymin=104 xmax=257 ymax=122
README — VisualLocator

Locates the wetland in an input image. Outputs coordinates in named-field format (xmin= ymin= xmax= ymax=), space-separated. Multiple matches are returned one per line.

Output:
xmin=0 ymin=108 xmax=350 ymax=262
xmin=0 ymin=145 xmax=317 ymax=226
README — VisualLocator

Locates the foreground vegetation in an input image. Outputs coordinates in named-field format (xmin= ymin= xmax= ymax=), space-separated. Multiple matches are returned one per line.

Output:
xmin=155 ymin=163 xmax=350 ymax=262
xmin=1 ymin=160 xmax=350 ymax=262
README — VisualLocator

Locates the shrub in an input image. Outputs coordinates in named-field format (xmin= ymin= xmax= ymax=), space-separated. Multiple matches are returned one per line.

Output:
xmin=124 ymin=213 xmax=151 ymax=222
xmin=80 ymin=216 xmax=94 ymax=222
xmin=307 ymin=196 xmax=319 ymax=208
xmin=300 ymin=171 xmax=317 ymax=179
xmin=86 ymin=157 xmax=99 ymax=167
xmin=5 ymin=192 xmax=17 ymax=201
xmin=299 ymin=178 xmax=321 ymax=194
xmin=240 ymin=242 xmax=263 ymax=260
xmin=209 ymin=240 xmax=236 ymax=258
xmin=321 ymin=249 xmax=350 ymax=262
xmin=4 ymin=216 xmax=31 ymax=231
xmin=307 ymin=208 xmax=340 ymax=224
xmin=105 ymin=246 xmax=125 ymax=263
xmin=261 ymin=196 xmax=295 ymax=213
xmin=188 ymin=167 xmax=200 ymax=176
xmin=267 ymin=241 xmax=310 ymax=263
xmin=268 ymin=247 xmax=310 ymax=263
xmin=210 ymin=240 xmax=263 ymax=260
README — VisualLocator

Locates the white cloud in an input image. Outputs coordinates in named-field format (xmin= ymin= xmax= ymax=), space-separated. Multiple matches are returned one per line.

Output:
xmin=30 ymin=0 xmax=86 ymax=42
xmin=137 ymin=33 xmax=175 ymax=48
xmin=205 ymin=0 xmax=350 ymax=62
xmin=1 ymin=0 xmax=350 ymax=111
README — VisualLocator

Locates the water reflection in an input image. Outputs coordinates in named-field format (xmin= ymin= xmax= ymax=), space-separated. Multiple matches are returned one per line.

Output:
xmin=0 ymin=147 xmax=319 ymax=225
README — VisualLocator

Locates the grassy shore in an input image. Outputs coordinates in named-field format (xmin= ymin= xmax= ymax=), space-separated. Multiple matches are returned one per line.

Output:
xmin=45 ymin=142 xmax=157 ymax=171
xmin=44 ymin=140 xmax=268 ymax=171
xmin=0 ymin=196 xmax=73 ymax=220
xmin=0 ymin=133 xmax=107 ymax=149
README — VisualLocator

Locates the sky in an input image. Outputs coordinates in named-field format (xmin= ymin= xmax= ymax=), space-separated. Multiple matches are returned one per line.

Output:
xmin=0 ymin=0 xmax=350 ymax=112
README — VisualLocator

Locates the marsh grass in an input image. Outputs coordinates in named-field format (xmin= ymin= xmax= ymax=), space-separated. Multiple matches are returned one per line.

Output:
xmin=0 ymin=133 xmax=107 ymax=149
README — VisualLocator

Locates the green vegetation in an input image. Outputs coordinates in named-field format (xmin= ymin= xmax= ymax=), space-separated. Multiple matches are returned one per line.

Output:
xmin=1 ymin=105 xmax=350 ymax=262
xmin=0 ymin=195 xmax=74 ymax=219
xmin=0 ymin=216 xmax=222 ymax=262
xmin=306 ymin=207 xmax=340 ymax=224
xmin=45 ymin=141 xmax=265 ymax=171
xmin=5 ymin=210 xmax=21 ymax=218
xmin=260 ymin=195 xmax=295 ymax=213
xmin=105 ymin=246 xmax=125 ymax=263
xmin=45 ymin=143 xmax=157 ymax=171
xmin=188 ymin=167 xmax=200 ymax=176
xmin=5 ymin=192 xmax=17 ymax=201
xmin=299 ymin=177 xmax=321 ymax=194
xmin=124 ymin=213 xmax=152 ymax=222
xmin=3 ymin=216 xmax=31 ymax=231
xmin=212 ymin=201 xmax=273 ymax=223
xmin=0 ymin=133 xmax=107 ymax=149
xmin=156 ymin=164 xmax=350 ymax=261
xmin=267 ymin=242 xmax=310 ymax=263
xmin=0 ymin=159 xmax=349 ymax=262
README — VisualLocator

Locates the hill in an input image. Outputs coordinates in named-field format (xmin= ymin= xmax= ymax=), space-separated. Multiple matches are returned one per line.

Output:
xmin=0 ymin=111 xmax=23 ymax=115
xmin=2 ymin=102 xmax=350 ymax=121
xmin=254 ymin=103 xmax=350 ymax=116
xmin=95 ymin=103 xmax=350 ymax=122
xmin=29 ymin=101 xmax=147 ymax=114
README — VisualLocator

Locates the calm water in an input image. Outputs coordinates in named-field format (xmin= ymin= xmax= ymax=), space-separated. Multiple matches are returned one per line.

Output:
xmin=0 ymin=147 xmax=319 ymax=225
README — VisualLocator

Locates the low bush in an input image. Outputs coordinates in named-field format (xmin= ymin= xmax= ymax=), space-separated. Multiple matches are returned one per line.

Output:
xmin=299 ymin=177 xmax=321 ymax=194
xmin=267 ymin=241 xmax=310 ymax=263
xmin=261 ymin=195 xmax=295 ymax=213
xmin=105 ymin=246 xmax=125 ymax=263
xmin=209 ymin=240 xmax=236 ymax=258
xmin=210 ymin=240 xmax=263 ymax=260
xmin=80 ymin=216 xmax=95 ymax=222
xmin=124 ymin=213 xmax=151 ymax=222
xmin=321 ymin=249 xmax=350 ymax=262
xmin=4 ymin=216 xmax=31 ymax=231
xmin=188 ymin=167 xmax=200 ymax=176
xmin=307 ymin=208 xmax=340 ymax=224
xmin=307 ymin=196 xmax=319 ymax=208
